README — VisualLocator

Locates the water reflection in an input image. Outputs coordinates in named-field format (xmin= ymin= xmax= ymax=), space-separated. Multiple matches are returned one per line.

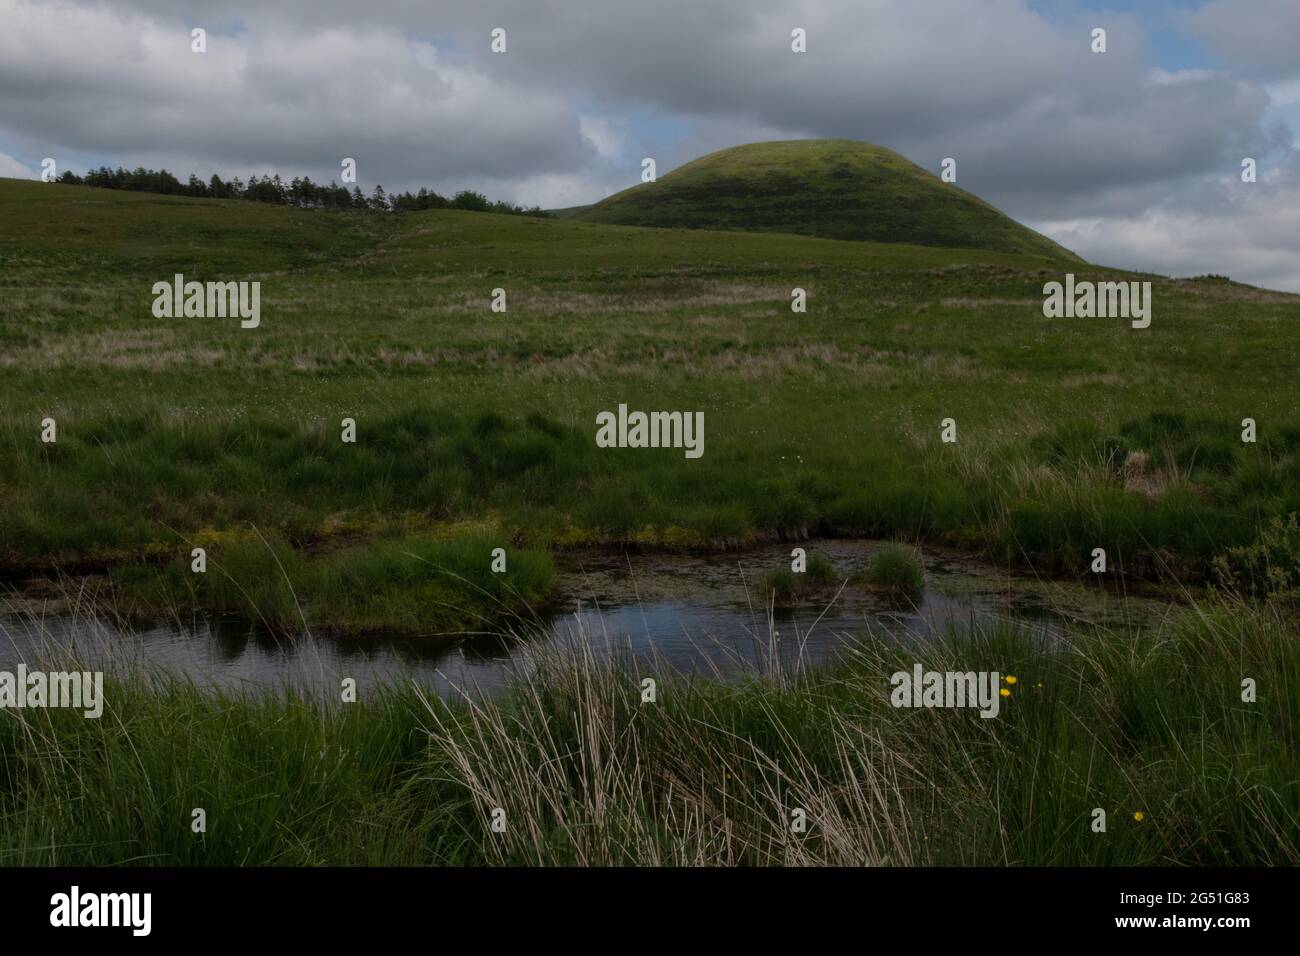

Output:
xmin=1 ymin=540 xmax=1161 ymax=700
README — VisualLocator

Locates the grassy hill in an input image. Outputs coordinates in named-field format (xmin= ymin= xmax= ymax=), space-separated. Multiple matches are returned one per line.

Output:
xmin=546 ymin=203 xmax=594 ymax=219
xmin=575 ymin=139 xmax=1081 ymax=261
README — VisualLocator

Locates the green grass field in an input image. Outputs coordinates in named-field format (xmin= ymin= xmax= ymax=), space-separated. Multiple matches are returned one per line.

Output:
xmin=2 ymin=170 xmax=1298 ymax=631
xmin=2 ymin=138 xmax=1299 ymax=867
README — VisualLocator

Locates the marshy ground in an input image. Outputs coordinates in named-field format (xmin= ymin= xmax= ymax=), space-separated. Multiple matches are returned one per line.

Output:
xmin=1 ymin=178 xmax=1297 ymax=865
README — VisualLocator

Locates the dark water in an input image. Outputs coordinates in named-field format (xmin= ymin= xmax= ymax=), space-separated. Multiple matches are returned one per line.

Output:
xmin=0 ymin=540 xmax=1165 ymax=700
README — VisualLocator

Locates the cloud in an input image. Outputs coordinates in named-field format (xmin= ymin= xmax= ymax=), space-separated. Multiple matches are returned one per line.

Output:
xmin=578 ymin=116 xmax=627 ymax=161
xmin=0 ymin=0 xmax=1296 ymax=289
xmin=1037 ymin=153 xmax=1300 ymax=293
xmin=1183 ymin=0 xmax=1300 ymax=80
xmin=0 ymin=0 xmax=592 ymax=191
xmin=0 ymin=151 xmax=35 ymax=178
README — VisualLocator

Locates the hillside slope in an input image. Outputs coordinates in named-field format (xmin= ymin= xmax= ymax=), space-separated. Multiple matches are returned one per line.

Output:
xmin=574 ymin=139 xmax=1081 ymax=261
xmin=3 ymin=175 xmax=1299 ymax=602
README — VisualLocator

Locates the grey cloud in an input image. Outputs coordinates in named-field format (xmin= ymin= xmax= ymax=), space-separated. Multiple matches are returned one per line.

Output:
xmin=1184 ymin=0 xmax=1300 ymax=79
xmin=10 ymin=1 xmax=1283 ymax=205
xmin=93 ymin=1 xmax=1279 ymax=210
xmin=1037 ymin=152 xmax=1300 ymax=292
xmin=0 ymin=0 xmax=592 ymax=188
xmin=3 ymin=0 xmax=1298 ymax=289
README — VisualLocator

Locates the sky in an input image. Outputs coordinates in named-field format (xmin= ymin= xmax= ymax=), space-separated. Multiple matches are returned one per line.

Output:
xmin=1 ymin=0 xmax=1298 ymax=289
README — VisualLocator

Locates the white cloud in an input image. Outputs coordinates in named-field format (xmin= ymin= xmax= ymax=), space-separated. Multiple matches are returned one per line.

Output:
xmin=0 ymin=151 xmax=35 ymax=178
xmin=578 ymin=116 xmax=626 ymax=161
xmin=1036 ymin=158 xmax=1300 ymax=293
xmin=1266 ymin=79 xmax=1300 ymax=108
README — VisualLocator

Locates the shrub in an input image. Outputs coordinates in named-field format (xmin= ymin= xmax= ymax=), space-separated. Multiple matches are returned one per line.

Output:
xmin=1213 ymin=513 xmax=1300 ymax=601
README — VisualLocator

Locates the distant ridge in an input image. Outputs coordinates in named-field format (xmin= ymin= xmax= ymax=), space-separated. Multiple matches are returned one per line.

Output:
xmin=573 ymin=139 xmax=1081 ymax=261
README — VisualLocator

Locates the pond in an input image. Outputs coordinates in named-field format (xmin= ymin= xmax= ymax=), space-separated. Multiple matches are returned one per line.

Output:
xmin=0 ymin=539 xmax=1172 ymax=700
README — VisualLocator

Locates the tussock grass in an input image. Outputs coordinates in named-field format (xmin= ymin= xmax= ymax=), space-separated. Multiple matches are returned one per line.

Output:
xmin=762 ymin=551 xmax=837 ymax=604
xmin=103 ymin=529 xmax=556 ymax=636
xmin=859 ymin=543 xmax=925 ymax=594
xmin=1 ymin=594 xmax=1294 ymax=866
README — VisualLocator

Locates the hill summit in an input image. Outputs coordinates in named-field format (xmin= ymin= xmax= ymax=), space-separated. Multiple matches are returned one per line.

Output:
xmin=574 ymin=139 xmax=1080 ymax=261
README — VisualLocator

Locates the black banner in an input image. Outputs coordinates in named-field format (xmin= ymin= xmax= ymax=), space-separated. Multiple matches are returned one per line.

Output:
xmin=1 ymin=866 xmax=1285 ymax=942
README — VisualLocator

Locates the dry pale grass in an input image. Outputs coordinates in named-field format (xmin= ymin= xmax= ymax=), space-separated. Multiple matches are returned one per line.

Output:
xmin=1058 ymin=372 xmax=1129 ymax=388
xmin=1123 ymin=450 xmax=1163 ymax=499
xmin=506 ymin=344 xmax=905 ymax=379
xmin=406 ymin=281 xmax=790 ymax=317
xmin=939 ymin=297 xmax=1040 ymax=309
xmin=418 ymin=619 xmax=922 ymax=866
xmin=1171 ymin=279 xmax=1300 ymax=305
xmin=0 ymin=328 xmax=227 ymax=370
